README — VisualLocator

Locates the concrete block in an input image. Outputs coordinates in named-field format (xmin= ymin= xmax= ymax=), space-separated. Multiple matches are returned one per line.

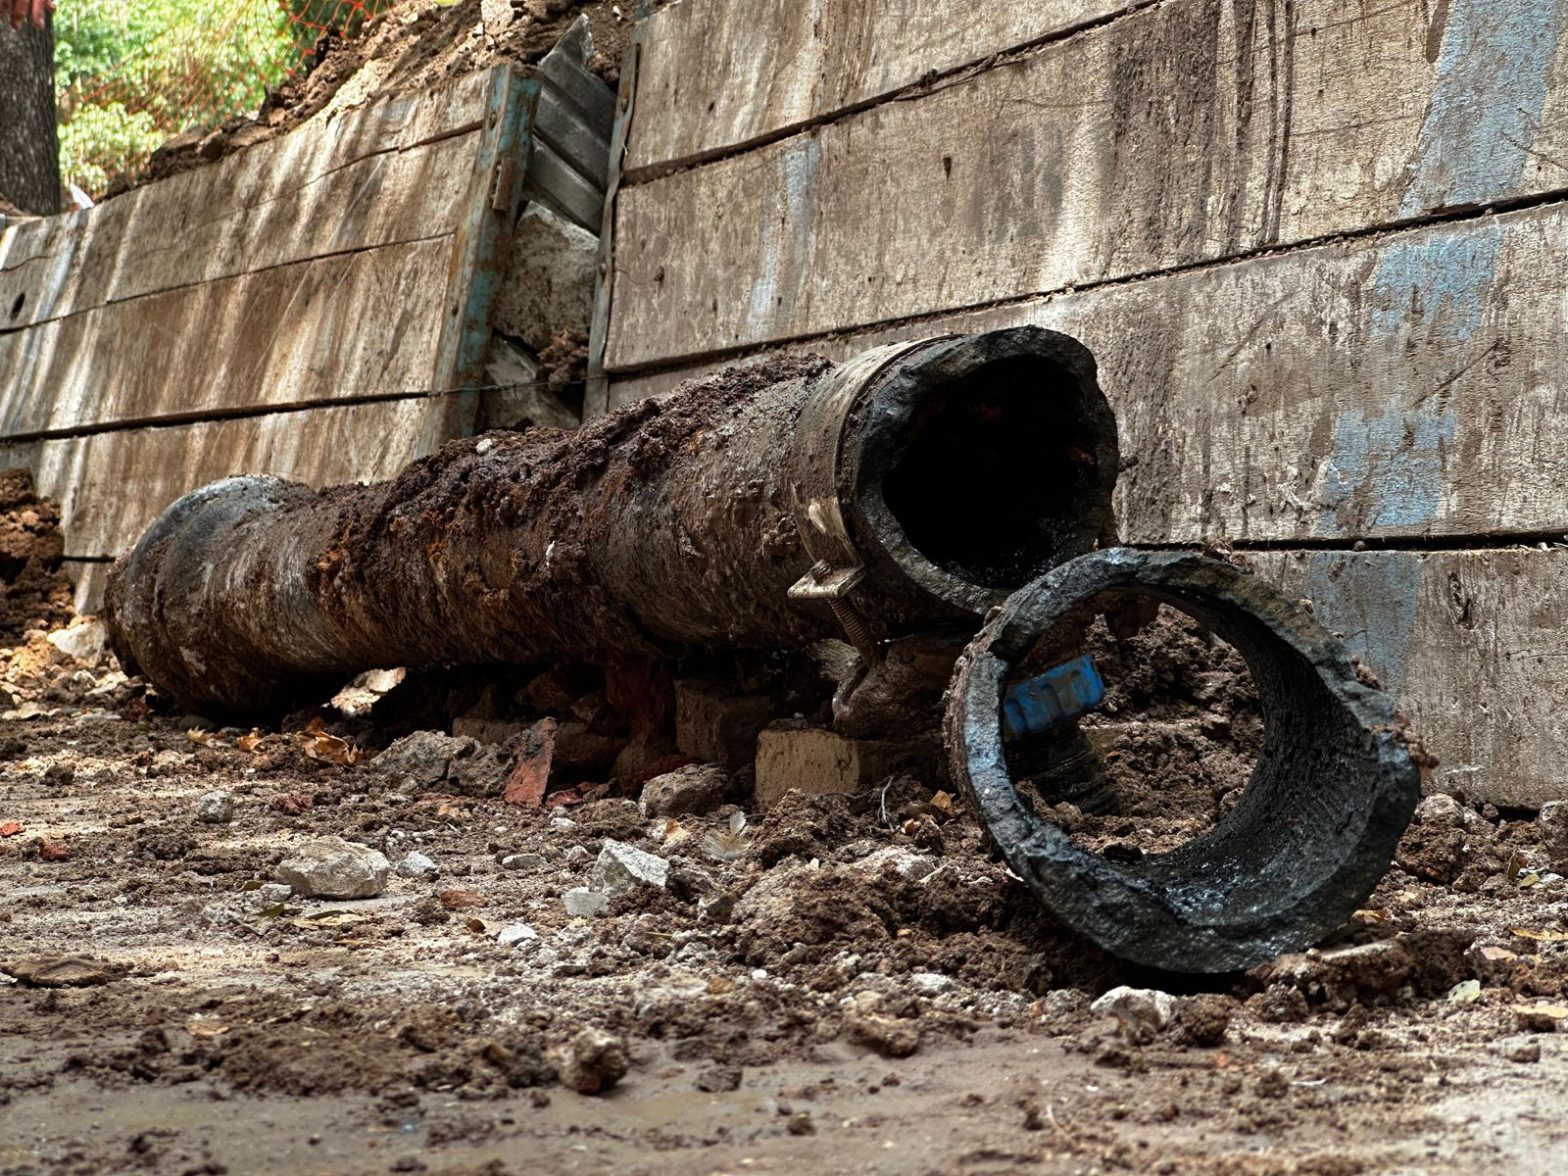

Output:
xmin=753 ymin=722 xmax=926 ymax=809
xmin=675 ymin=678 xmax=777 ymax=771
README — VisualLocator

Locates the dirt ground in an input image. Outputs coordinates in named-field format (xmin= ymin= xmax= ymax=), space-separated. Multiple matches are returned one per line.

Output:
xmin=5 ymin=587 xmax=1568 ymax=1176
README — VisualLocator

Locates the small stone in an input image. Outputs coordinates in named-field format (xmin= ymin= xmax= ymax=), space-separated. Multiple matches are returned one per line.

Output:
xmin=195 ymin=790 xmax=234 ymax=825
xmin=1172 ymin=994 xmax=1233 ymax=1047
xmin=1507 ymin=1039 xmax=1542 ymax=1063
xmin=564 ymin=888 xmax=609 ymax=918
xmin=46 ymin=618 xmax=107 ymax=666
xmin=1091 ymin=986 xmax=1176 ymax=1034
xmin=501 ymin=852 xmax=546 ymax=871
xmin=38 ymin=837 xmax=70 ymax=861
xmin=844 ymin=1013 xmax=919 ymax=1058
xmin=854 ymin=846 xmax=938 ymax=882
xmin=908 ymin=972 xmax=954 ymax=997
xmin=1446 ymin=979 xmax=1483 ymax=1004
xmin=275 ymin=836 xmax=391 ymax=899
xmin=556 ymin=1027 xmax=630 ymax=1094
xmin=372 ymin=730 xmax=475 ymax=789
xmin=396 ymin=851 xmax=437 ymax=879
xmin=639 ymin=763 xmax=731 ymax=818
xmin=496 ymin=923 xmax=538 ymax=947
xmin=593 ymin=839 xmax=669 ymax=897
xmin=246 ymin=882 xmax=293 ymax=913
xmin=2 ymin=954 xmax=125 ymax=988
xmin=695 ymin=1064 xmax=742 ymax=1092
xmin=41 ymin=763 xmax=74 ymax=788
xmin=1414 ymin=793 xmax=1465 ymax=826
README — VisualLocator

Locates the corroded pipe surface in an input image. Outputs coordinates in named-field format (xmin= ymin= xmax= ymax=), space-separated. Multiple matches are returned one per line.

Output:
xmin=945 ymin=549 xmax=1426 ymax=974
xmin=106 ymin=327 xmax=1117 ymax=713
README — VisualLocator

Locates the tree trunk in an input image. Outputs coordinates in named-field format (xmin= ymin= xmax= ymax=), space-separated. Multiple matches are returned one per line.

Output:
xmin=0 ymin=14 xmax=60 ymax=216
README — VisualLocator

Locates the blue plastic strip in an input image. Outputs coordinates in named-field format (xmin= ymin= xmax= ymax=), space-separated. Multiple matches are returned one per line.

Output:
xmin=1001 ymin=654 xmax=1104 ymax=739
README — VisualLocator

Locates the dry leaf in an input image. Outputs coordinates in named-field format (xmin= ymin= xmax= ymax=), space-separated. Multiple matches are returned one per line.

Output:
xmin=236 ymin=729 xmax=266 ymax=753
xmin=1511 ymin=928 xmax=1568 ymax=942
xmin=295 ymin=717 xmax=365 ymax=766
xmin=184 ymin=1017 xmax=230 ymax=1039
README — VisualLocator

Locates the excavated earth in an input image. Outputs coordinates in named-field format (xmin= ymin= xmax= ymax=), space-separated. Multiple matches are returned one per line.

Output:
xmin=6 ymin=591 xmax=1568 ymax=1175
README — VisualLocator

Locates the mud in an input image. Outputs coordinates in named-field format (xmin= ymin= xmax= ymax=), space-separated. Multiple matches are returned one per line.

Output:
xmin=7 ymin=606 xmax=1568 ymax=1172
xmin=0 ymin=469 xmax=74 ymax=645
xmin=1065 ymin=605 xmax=1262 ymax=854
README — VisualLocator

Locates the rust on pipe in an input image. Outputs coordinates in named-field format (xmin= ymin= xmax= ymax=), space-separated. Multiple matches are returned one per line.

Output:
xmin=105 ymin=327 xmax=1118 ymax=714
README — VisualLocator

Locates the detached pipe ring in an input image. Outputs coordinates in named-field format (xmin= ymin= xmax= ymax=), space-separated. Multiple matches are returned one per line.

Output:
xmin=944 ymin=549 xmax=1425 ymax=973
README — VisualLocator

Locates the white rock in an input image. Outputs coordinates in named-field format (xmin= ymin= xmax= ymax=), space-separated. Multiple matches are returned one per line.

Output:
xmin=275 ymin=836 xmax=391 ymax=899
xmin=46 ymin=618 xmax=107 ymax=666
xmin=244 ymin=882 xmax=294 ymax=913
xmin=564 ymin=888 xmax=609 ymax=918
xmin=854 ymin=845 xmax=938 ymax=882
xmin=195 ymin=790 xmax=234 ymax=824
xmin=909 ymin=972 xmax=954 ymax=997
xmin=396 ymin=851 xmax=437 ymax=879
xmin=1091 ymin=985 xmax=1175 ymax=1032
xmin=496 ymin=923 xmax=538 ymax=947
xmin=1414 ymin=793 xmax=1464 ymax=826
xmin=594 ymin=839 xmax=669 ymax=896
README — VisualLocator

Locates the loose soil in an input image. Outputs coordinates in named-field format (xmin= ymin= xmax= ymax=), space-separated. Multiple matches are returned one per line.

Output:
xmin=125 ymin=0 xmax=659 ymax=195
xmin=7 ymin=596 xmax=1568 ymax=1174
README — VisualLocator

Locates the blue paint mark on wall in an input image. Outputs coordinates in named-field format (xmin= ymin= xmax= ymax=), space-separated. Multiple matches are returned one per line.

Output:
xmin=1316 ymin=223 xmax=1500 ymax=534
xmin=1318 ymin=401 xmax=1458 ymax=530
xmin=1367 ymin=222 xmax=1503 ymax=342
xmin=1401 ymin=0 xmax=1566 ymax=214
xmin=1304 ymin=552 xmax=1423 ymax=698
xmin=745 ymin=136 xmax=820 ymax=336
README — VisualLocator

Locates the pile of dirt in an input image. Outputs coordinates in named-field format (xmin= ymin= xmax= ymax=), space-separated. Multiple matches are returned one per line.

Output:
xmin=0 ymin=468 xmax=75 ymax=644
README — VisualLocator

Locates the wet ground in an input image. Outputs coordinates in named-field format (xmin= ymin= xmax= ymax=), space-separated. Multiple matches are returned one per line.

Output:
xmin=5 ymin=619 xmax=1568 ymax=1175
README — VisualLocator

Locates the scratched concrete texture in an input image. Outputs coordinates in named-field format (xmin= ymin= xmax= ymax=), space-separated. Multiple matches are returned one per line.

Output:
xmin=602 ymin=0 xmax=1568 ymax=805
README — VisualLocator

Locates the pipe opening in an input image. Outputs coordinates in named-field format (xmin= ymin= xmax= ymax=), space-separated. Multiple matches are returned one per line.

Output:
xmin=848 ymin=328 xmax=1117 ymax=615
xmin=881 ymin=356 xmax=1103 ymax=589
xmin=1005 ymin=605 xmax=1263 ymax=861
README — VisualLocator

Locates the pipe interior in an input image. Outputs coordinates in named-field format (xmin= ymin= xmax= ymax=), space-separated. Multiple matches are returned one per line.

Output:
xmin=878 ymin=355 xmax=1106 ymax=591
xmin=1021 ymin=586 xmax=1379 ymax=924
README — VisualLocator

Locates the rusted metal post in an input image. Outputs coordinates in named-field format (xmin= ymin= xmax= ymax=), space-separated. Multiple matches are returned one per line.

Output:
xmin=945 ymin=549 xmax=1428 ymax=973
xmin=106 ymin=327 xmax=1118 ymax=713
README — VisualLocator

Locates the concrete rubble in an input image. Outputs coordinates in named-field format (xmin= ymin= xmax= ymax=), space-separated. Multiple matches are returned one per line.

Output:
xmin=275 ymin=836 xmax=392 ymax=899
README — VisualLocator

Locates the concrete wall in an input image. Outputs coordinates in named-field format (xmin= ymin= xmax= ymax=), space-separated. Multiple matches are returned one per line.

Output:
xmin=595 ymin=0 xmax=1568 ymax=807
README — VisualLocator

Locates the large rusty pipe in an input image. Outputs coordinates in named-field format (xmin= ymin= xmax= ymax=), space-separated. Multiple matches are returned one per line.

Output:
xmin=106 ymin=328 xmax=1118 ymax=713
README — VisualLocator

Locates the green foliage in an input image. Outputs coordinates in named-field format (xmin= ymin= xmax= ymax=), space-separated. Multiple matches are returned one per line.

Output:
xmin=53 ymin=0 xmax=302 ymax=196
xmin=57 ymin=101 xmax=161 ymax=195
